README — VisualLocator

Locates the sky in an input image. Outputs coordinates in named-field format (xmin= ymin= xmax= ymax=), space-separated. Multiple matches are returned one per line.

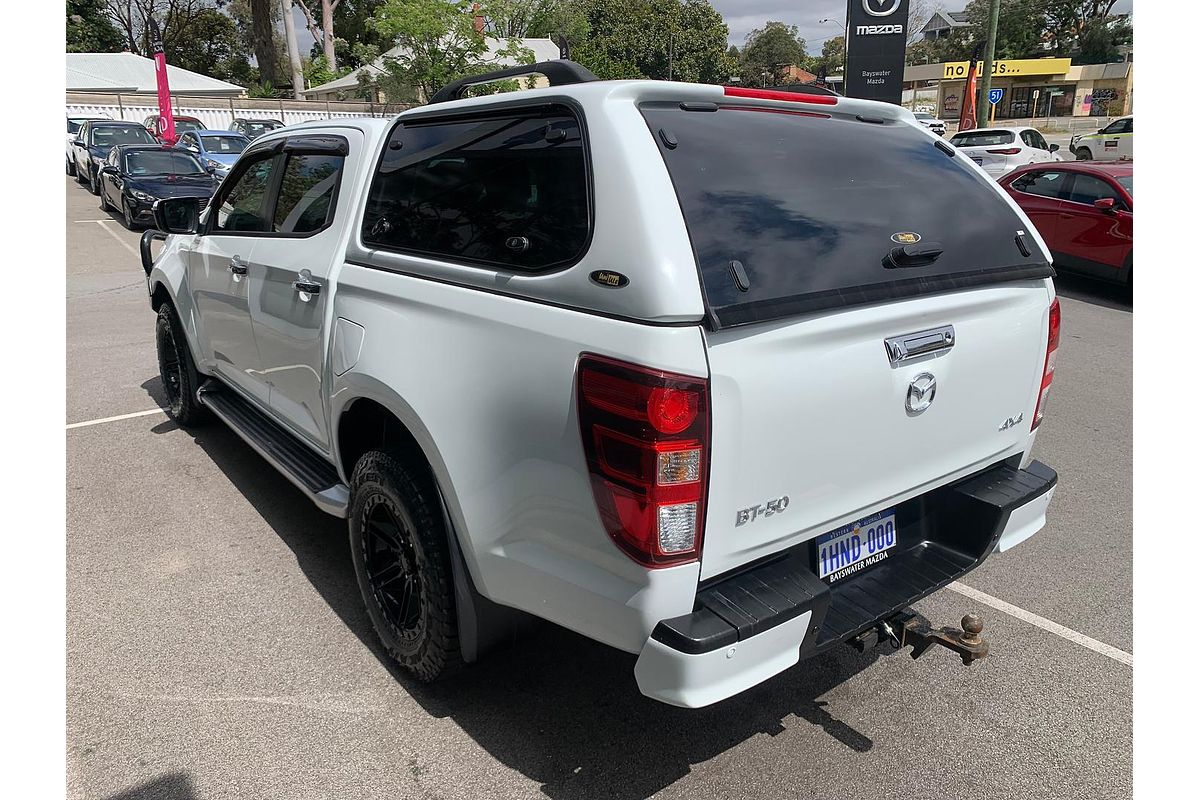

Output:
xmin=711 ymin=0 xmax=1134 ymax=53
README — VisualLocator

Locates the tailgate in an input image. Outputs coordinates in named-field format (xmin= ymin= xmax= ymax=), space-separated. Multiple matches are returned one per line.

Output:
xmin=957 ymin=144 xmax=1009 ymax=171
xmin=700 ymin=284 xmax=1051 ymax=579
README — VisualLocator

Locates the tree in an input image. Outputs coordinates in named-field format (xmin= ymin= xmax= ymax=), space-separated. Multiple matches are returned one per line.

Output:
xmin=321 ymin=0 xmax=388 ymax=69
xmin=565 ymin=0 xmax=733 ymax=83
xmin=368 ymin=0 xmax=535 ymax=101
xmin=296 ymin=0 xmax=340 ymax=70
xmin=102 ymin=0 xmax=209 ymax=56
xmin=168 ymin=7 xmax=254 ymax=82
xmin=1043 ymin=0 xmax=1130 ymax=63
xmin=963 ymin=0 xmax=1044 ymax=61
xmin=67 ymin=0 xmax=125 ymax=52
xmin=813 ymin=35 xmax=844 ymax=79
xmin=247 ymin=0 xmax=280 ymax=87
xmin=738 ymin=20 xmax=806 ymax=87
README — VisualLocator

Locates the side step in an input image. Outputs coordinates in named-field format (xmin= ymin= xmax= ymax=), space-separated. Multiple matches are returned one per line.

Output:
xmin=198 ymin=382 xmax=349 ymax=517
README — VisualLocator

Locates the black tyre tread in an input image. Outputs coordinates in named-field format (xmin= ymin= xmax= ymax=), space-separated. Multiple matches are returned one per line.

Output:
xmin=350 ymin=450 xmax=463 ymax=682
xmin=67 ymin=158 xmax=76 ymax=176
xmin=1076 ymin=147 xmax=1092 ymax=161
xmin=98 ymin=186 xmax=109 ymax=212
xmin=156 ymin=304 xmax=211 ymax=427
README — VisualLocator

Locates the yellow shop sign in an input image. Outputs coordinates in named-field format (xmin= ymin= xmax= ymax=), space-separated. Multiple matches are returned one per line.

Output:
xmin=942 ymin=58 xmax=1071 ymax=80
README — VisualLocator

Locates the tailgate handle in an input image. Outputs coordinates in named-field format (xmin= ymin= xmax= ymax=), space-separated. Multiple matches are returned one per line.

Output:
xmin=885 ymin=325 xmax=955 ymax=364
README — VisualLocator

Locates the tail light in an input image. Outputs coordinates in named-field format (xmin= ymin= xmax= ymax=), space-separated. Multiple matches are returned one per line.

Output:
xmin=987 ymin=147 xmax=1022 ymax=155
xmin=1032 ymin=298 xmax=1061 ymax=430
xmin=577 ymin=355 xmax=710 ymax=567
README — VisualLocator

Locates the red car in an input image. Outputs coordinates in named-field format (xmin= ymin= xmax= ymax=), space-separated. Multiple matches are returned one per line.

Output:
xmin=141 ymin=114 xmax=204 ymax=142
xmin=999 ymin=161 xmax=1132 ymax=289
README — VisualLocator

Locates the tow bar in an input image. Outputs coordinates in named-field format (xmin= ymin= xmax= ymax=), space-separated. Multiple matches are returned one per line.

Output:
xmin=850 ymin=610 xmax=989 ymax=666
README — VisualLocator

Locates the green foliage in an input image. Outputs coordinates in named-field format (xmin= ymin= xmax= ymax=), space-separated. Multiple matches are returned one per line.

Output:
xmin=567 ymin=0 xmax=733 ymax=83
xmin=738 ymin=20 xmax=807 ymax=87
xmin=247 ymin=81 xmax=280 ymax=98
xmin=304 ymin=54 xmax=349 ymax=87
xmin=812 ymin=35 xmax=844 ymax=78
xmin=368 ymin=0 xmax=537 ymax=101
xmin=1075 ymin=14 xmax=1131 ymax=64
xmin=67 ymin=0 xmax=124 ymax=52
xmin=166 ymin=7 xmax=254 ymax=84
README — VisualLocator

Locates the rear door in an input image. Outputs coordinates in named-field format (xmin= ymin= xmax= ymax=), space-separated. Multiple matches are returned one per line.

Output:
xmin=1006 ymin=168 xmax=1072 ymax=251
xmin=249 ymin=132 xmax=358 ymax=451
xmin=643 ymin=103 xmax=1054 ymax=579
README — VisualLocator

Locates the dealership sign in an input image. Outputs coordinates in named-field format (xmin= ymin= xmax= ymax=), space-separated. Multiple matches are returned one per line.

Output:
xmin=845 ymin=0 xmax=910 ymax=104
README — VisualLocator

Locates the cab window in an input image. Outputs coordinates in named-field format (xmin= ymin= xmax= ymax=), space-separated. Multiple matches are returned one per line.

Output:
xmin=1067 ymin=174 xmax=1121 ymax=206
xmin=1011 ymin=170 xmax=1069 ymax=199
xmin=212 ymin=153 xmax=279 ymax=233
xmin=272 ymin=153 xmax=344 ymax=234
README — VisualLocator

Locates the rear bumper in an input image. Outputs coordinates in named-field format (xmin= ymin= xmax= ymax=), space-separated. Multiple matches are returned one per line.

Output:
xmin=634 ymin=460 xmax=1057 ymax=708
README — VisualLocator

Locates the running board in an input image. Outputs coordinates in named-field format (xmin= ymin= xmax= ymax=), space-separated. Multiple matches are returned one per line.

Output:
xmin=198 ymin=382 xmax=349 ymax=517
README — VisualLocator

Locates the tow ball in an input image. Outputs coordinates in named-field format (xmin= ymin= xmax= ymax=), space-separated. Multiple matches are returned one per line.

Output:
xmin=851 ymin=610 xmax=989 ymax=666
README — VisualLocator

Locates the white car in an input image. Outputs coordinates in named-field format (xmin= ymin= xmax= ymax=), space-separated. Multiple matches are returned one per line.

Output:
xmin=912 ymin=111 xmax=946 ymax=136
xmin=141 ymin=63 xmax=1060 ymax=708
xmin=950 ymin=126 xmax=1062 ymax=178
xmin=65 ymin=115 xmax=109 ymax=176
xmin=1070 ymin=115 xmax=1132 ymax=162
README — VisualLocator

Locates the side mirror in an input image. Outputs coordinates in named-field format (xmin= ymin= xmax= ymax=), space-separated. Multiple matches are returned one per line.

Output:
xmin=153 ymin=196 xmax=202 ymax=235
xmin=1093 ymin=197 xmax=1117 ymax=213
xmin=1049 ymin=143 xmax=1060 ymax=152
xmin=72 ymin=138 xmax=83 ymax=147
xmin=100 ymin=165 xmax=116 ymax=176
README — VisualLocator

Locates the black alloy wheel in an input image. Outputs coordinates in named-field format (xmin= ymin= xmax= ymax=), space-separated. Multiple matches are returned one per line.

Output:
xmin=361 ymin=495 xmax=425 ymax=644
xmin=123 ymin=197 xmax=135 ymax=229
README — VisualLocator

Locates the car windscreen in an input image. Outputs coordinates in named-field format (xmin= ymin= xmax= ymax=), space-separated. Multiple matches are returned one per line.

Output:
xmin=641 ymin=103 xmax=1052 ymax=328
xmin=950 ymin=130 xmax=1015 ymax=147
xmin=1117 ymin=175 xmax=1132 ymax=193
xmin=914 ymin=113 xmax=933 ymax=119
xmin=244 ymin=121 xmax=281 ymax=135
xmin=200 ymin=135 xmax=247 ymax=154
xmin=125 ymin=150 xmax=207 ymax=176
xmin=91 ymin=126 xmax=154 ymax=147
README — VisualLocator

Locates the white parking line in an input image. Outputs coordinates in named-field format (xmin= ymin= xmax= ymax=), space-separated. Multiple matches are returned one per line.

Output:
xmin=66 ymin=408 xmax=165 ymax=430
xmin=948 ymin=581 xmax=1133 ymax=666
xmin=94 ymin=219 xmax=139 ymax=257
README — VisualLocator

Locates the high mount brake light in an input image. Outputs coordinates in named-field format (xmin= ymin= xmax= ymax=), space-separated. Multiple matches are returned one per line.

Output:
xmin=722 ymin=86 xmax=839 ymax=106
xmin=1032 ymin=297 xmax=1060 ymax=430
xmin=577 ymin=355 xmax=710 ymax=567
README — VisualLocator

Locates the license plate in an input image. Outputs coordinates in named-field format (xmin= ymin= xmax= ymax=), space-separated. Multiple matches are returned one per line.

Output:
xmin=971 ymin=157 xmax=984 ymax=165
xmin=816 ymin=508 xmax=897 ymax=582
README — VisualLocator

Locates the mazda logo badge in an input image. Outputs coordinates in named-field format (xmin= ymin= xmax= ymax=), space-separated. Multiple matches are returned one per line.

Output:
xmin=906 ymin=373 xmax=937 ymax=414
xmin=864 ymin=0 xmax=902 ymax=16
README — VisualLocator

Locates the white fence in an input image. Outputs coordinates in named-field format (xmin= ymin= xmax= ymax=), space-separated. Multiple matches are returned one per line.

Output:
xmin=65 ymin=93 xmax=412 ymax=131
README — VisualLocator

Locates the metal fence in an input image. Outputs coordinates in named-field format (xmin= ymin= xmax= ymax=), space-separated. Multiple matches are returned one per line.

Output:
xmin=65 ymin=92 xmax=415 ymax=129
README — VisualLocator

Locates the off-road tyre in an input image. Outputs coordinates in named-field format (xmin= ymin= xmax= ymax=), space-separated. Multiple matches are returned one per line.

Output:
xmin=155 ymin=303 xmax=210 ymax=427
xmin=349 ymin=450 xmax=462 ymax=682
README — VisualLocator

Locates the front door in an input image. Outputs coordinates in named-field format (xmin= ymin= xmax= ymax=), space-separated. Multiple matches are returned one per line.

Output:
xmin=248 ymin=132 xmax=357 ymax=451
xmin=186 ymin=148 xmax=282 ymax=407
xmin=1007 ymin=168 xmax=1072 ymax=251
xmin=1055 ymin=173 xmax=1133 ymax=277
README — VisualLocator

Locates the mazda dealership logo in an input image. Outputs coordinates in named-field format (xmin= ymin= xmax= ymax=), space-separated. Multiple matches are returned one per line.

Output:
xmin=863 ymin=0 xmax=902 ymax=16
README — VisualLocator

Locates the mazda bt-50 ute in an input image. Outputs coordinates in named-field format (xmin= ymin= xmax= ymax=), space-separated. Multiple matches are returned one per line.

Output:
xmin=139 ymin=62 xmax=1059 ymax=708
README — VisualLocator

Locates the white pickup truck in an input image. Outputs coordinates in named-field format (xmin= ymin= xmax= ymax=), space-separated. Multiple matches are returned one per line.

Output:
xmin=141 ymin=62 xmax=1059 ymax=708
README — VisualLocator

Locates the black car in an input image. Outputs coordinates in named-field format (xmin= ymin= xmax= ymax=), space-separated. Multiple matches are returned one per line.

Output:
xmin=230 ymin=117 xmax=285 ymax=140
xmin=97 ymin=146 xmax=218 ymax=229
xmin=71 ymin=121 xmax=156 ymax=195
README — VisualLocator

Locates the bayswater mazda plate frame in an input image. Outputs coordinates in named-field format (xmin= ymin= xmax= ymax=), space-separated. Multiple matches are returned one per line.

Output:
xmin=816 ymin=508 xmax=898 ymax=582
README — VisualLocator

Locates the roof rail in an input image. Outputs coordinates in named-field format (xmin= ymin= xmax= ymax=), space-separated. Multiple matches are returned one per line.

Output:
xmin=428 ymin=60 xmax=599 ymax=105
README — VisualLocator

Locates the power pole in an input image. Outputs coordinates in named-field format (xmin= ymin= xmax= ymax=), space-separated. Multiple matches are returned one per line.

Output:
xmin=281 ymin=0 xmax=306 ymax=100
xmin=978 ymin=0 xmax=1000 ymax=120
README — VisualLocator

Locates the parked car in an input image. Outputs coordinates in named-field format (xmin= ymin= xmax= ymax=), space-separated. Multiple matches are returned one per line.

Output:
xmin=97 ymin=145 xmax=218 ymax=229
xmin=175 ymin=129 xmax=250 ymax=179
xmin=71 ymin=120 xmax=156 ymax=194
xmin=949 ymin=126 xmax=1061 ymax=178
xmin=999 ymin=161 xmax=1132 ymax=290
xmin=912 ymin=111 xmax=946 ymax=136
xmin=142 ymin=114 xmax=205 ymax=141
xmin=230 ymin=118 xmax=285 ymax=140
xmin=1070 ymin=115 xmax=1132 ymax=162
xmin=66 ymin=115 xmax=109 ymax=176
xmin=141 ymin=63 xmax=1059 ymax=709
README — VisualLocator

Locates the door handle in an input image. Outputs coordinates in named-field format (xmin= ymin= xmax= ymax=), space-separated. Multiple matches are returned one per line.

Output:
xmin=293 ymin=278 xmax=322 ymax=295
xmin=229 ymin=255 xmax=247 ymax=275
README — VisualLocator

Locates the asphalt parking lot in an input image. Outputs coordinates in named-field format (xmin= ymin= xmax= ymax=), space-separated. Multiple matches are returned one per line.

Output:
xmin=65 ymin=173 xmax=1132 ymax=800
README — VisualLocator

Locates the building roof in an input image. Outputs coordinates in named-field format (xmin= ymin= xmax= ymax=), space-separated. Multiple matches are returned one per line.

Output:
xmin=66 ymin=52 xmax=246 ymax=96
xmin=922 ymin=10 xmax=973 ymax=33
xmin=307 ymin=37 xmax=563 ymax=97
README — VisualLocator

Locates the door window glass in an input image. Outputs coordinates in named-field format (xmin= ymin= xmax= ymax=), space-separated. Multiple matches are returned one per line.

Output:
xmin=1067 ymin=174 xmax=1120 ymax=206
xmin=1011 ymin=170 xmax=1069 ymax=199
xmin=213 ymin=154 xmax=278 ymax=233
xmin=272 ymin=153 xmax=345 ymax=234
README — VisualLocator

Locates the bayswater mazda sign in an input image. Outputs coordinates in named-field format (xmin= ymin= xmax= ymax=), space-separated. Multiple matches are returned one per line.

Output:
xmin=845 ymin=0 xmax=909 ymax=104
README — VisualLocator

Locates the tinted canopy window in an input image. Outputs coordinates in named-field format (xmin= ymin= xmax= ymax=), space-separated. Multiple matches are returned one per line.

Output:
xmin=951 ymin=130 xmax=1015 ymax=147
xmin=125 ymin=150 xmax=206 ymax=176
xmin=362 ymin=105 xmax=589 ymax=271
xmin=642 ymin=104 xmax=1051 ymax=327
